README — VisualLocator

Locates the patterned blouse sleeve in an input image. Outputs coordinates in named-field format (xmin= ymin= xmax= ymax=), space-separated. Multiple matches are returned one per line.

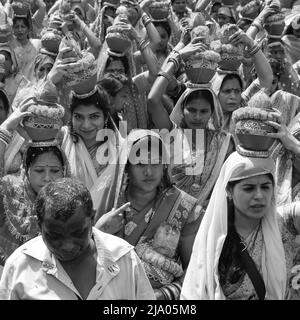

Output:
xmin=278 ymin=202 xmax=300 ymax=236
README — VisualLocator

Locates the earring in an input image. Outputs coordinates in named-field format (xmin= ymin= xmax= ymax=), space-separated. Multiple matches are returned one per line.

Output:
xmin=227 ymin=193 xmax=232 ymax=200
xmin=104 ymin=118 xmax=108 ymax=129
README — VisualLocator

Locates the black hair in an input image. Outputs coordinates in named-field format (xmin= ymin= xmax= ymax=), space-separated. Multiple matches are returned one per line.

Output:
xmin=69 ymin=85 xmax=114 ymax=142
xmin=97 ymin=73 xmax=127 ymax=98
xmin=70 ymin=86 xmax=110 ymax=115
xmin=0 ymin=90 xmax=10 ymax=115
xmin=183 ymin=89 xmax=215 ymax=112
xmin=153 ymin=21 xmax=172 ymax=38
xmin=35 ymin=177 xmax=94 ymax=225
xmin=24 ymin=146 xmax=64 ymax=173
xmin=220 ymin=74 xmax=243 ymax=92
xmin=105 ymin=55 xmax=129 ymax=75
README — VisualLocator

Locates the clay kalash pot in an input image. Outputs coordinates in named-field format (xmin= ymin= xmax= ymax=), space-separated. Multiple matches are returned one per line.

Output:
xmin=22 ymin=81 xmax=64 ymax=143
xmin=118 ymin=0 xmax=140 ymax=26
xmin=264 ymin=12 xmax=285 ymax=36
xmin=41 ymin=29 xmax=63 ymax=54
xmin=232 ymin=91 xmax=279 ymax=155
xmin=212 ymin=24 xmax=244 ymax=71
xmin=148 ymin=1 xmax=170 ymax=20
xmin=185 ymin=50 xmax=221 ymax=84
xmin=105 ymin=14 xmax=132 ymax=53
xmin=239 ymin=0 xmax=261 ymax=20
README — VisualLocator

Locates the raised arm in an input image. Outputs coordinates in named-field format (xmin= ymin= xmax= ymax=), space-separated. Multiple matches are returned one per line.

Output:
xmin=229 ymin=28 xmax=273 ymax=92
xmin=0 ymin=105 xmax=32 ymax=178
xmin=72 ymin=14 xmax=102 ymax=58
xmin=32 ymin=0 xmax=47 ymax=29
xmin=139 ymin=0 xmax=161 ymax=49
xmin=148 ymin=37 xmax=206 ymax=130
xmin=195 ymin=0 xmax=211 ymax=12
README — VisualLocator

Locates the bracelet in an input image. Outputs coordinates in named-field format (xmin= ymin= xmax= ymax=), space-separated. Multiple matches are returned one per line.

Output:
xmin=251 ymin=20 xmax=262 ymax=32
xmin=168 ymin=55 xmax=180 ymax=73
xmin=160 ymin=286 xmax=173 ymax=300
xmin=137 ymin=39 xmax=149 ymax=52
xmin=247 ymin=42 xmax=260 ymax=56
xmin=141 ymin=13 xmax=151 ymax=27
xmin=0 ymin=127 xmax=12 ymax=146
xmin=157 ymin=71 xmax=173 ymax=83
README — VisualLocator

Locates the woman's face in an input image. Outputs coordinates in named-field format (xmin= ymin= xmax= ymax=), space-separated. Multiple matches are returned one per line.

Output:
xmin=172 ymin=0 xmax=187 ymax=14
xmin=183 ymin=98 xmax=212 ymax=129
xmin=28 ymin=152 xmax=64 ymax=194
xmin=217 ymin=13 xmax=231 ymax=27
xmin=112 ymin=87 xmax=130 ymax=112
xmin=218 ymin=78 xmax=242 ymax=113
xmin=72 ymin=104 xmax=105 ymax=146
xmin=0 ymin=98 xmax=8 ymax=125
xmin=106 ymin=60 xmax=126 ymax=76
xmin=230 ymin=174 xmax=274 ymax=222
xmin=128 ymin=162 xmax=164 ymax=194
xmin=128 ymin=138 xmax=164 ymax=194
xmin=156 ymin=26 xmax=169 ymax=51
xmin=36 ymin=62 xmax=53 ymax=80
xmin=41 ymin=206 xmax=93 ymax=262
xmin=13 ymin=19 xmax=29 ymax=41
xmin=269 ymin=46 xmax=285 ymax=62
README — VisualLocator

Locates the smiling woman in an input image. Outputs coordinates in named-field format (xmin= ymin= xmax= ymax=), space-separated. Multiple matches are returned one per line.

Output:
xmin=61 ymin=84 xmax=122 ymax=190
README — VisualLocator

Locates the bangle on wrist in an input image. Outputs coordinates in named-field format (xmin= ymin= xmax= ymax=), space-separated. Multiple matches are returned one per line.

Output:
xmin=137 ymin=39 xmax=149 ymax=51
xmin=141 ymin=13 xmax=151 ymax=27
xmin=247 ymin=42 xmax=260 ymax=56
xmin=157 ymin=70 xmax=173 ymax=83
xmin=0 ymin=127 xmax=13 ymax=146
xmin=251 ymin=20 xmax=262 ymax=32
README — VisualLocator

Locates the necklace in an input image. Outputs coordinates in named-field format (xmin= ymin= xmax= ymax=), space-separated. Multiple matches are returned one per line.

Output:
xmin=239 ymin=221 xmax=262 ymax=252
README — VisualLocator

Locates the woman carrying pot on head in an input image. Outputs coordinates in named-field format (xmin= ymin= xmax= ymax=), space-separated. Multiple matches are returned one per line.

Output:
xmin=95 ymin=129 xmax=203 ymax=300
xmin=0 ymin=101 xmax=70 ymax=274
xmin=211 ymin=26 xmax=273 ymax=133
xmin=181 ymin=150 xmax=300 ymax=299
xmin=148 ymin=40 xmax=235 ymax=212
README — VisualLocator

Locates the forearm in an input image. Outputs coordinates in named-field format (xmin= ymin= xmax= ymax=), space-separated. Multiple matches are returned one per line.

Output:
xmin=138 ymin=41 xmax=159 ymax=79
xmin=0 ymin=126 xmax=12 ymax=178
xmin=79 ymin=21 xmax=102 ymax=58
xmin=47 ymin=0 xmax=60 ymax=16
xmin=148 ymin=60 xmax=178 ymax=130
xmin=33 ymin=1 xmax=46 ymax=28
xmin=142 ymin=13 xmax=161 ymax=48
xmin=250 ymin=42 xmax=273 ymax=91
xmin=195 ymin=0 xmax=211 ymax=12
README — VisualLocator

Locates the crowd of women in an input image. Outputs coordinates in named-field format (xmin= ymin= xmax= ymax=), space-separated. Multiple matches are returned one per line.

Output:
xmin=0 ymin=0 xmax=300 ymax=300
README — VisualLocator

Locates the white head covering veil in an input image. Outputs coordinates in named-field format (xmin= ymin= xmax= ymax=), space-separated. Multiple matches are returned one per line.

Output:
xmin=170 ymin=82 xmax=223 ymax=130
xmin=181 ymin=151 xmax=286 ymax=300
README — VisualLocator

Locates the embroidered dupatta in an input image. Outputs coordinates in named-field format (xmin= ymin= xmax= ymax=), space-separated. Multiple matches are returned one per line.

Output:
xmin=111 ymin=129 xmax=200 ymax=287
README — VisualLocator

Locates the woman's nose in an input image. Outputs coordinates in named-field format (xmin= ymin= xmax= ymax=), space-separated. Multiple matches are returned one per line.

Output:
xmin=144 ymin=165 xmax=153 ymax=176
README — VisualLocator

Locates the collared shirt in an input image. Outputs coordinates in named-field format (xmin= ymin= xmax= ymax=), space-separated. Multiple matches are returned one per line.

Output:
xmin=0 ymin=228 xmax=155 ymax=300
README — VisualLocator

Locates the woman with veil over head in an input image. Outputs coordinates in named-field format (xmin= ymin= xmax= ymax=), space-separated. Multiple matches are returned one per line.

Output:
xmin=181 ymin=91 xmax=300 ymax=300
xmin=94 ymin=129 xmax=203 ymax=300
xmin=0 ymin=78 xmax=70 ymax=276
